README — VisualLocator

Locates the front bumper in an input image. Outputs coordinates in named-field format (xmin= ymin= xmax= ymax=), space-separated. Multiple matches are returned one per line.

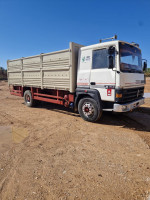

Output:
xmin=113 ymin=98 xmax=145 ymax=112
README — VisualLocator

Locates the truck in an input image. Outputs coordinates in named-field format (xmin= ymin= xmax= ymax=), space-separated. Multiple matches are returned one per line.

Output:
xmin=7 ymin=36 xmax=147 ymax=122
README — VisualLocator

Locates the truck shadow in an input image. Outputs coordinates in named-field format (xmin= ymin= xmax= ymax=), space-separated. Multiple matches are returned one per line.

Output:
xmin=34 ymin=101 xmax=150 ymax=132
xmin=100 ymin=111 xmax=150 ymax=132
xmin=137 ymin=106 xmax=150 ymax=115
xmin=35 ymin=101 xmax=80 ymax=118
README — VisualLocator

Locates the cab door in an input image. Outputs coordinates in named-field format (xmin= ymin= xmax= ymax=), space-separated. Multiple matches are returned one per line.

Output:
xmin=77 ymin=49 xmax=92 ymax=88
xmin=90 ymin=47 xmax=116 ymax=101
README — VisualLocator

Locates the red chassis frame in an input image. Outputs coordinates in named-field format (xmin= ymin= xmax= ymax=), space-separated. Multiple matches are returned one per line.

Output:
xmin=10 ymin=86 xmax=74 ymax=107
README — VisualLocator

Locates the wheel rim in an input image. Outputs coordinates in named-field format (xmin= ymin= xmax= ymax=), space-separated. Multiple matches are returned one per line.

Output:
xmin=82 ymin=102 xmax=94 ymax=118
xmin=25 ymin=94 xmax=31 ymax=103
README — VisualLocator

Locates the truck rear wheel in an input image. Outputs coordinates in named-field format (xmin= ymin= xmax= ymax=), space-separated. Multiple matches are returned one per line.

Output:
xmin=78 ymin=98 xmax=102 ymax=122
xmin=24 ymin=90 xmax=34 ymax=107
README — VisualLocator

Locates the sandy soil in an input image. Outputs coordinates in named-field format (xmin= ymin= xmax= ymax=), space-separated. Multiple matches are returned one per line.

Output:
xmin=145 ymin=77 xmax=150 ymax=93
xmin=0 ymin=80 xmax=150 ymax=200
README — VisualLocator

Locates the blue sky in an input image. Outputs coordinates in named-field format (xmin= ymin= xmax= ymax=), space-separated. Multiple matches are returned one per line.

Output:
xmin=0 ymin=0 xmax=150 ymax=69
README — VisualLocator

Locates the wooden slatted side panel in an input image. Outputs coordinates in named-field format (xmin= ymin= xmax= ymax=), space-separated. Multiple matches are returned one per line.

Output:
xmin=42 ymin=50 xmax=70 ymax=90
xmin=7 ymin=60 xmax=22 ymax=85
xmin=22 ymin=56 xmax=41 ymax=87
xmin=8 ymin=49 xmax=72 ymax=91
xmin=7 ymin=43 xmax=83 ymax=92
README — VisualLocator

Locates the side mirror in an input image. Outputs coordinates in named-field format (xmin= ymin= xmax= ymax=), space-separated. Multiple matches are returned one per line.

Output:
xmin=108 ymin=46 xmax=115 ymax=55
xmin=109 ymin=56 xmax=114 ymax=69
xmin=143 ymin=61 xmax=147 ymax=71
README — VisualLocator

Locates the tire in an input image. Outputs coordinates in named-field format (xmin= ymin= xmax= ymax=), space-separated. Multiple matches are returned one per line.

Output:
xmin=24 ymin=90 xmax=34 ymax=107
xmin=78 ymin=98 xmax=102 ymax=122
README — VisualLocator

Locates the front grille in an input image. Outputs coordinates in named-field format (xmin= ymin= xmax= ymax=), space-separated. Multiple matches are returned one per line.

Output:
xmin=116 ymin=87 xmax=144 ymax=103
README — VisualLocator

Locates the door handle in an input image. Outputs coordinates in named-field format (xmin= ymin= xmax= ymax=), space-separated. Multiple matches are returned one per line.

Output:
xmin=90 ymin=82 xmax=95 ymax=85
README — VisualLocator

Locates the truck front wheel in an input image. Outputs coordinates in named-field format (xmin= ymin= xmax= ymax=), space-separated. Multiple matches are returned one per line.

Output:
xmin=24 ymin=90 xmax=34 ymax=107
xmin=78 ymin=98 xmax=102 ymax=122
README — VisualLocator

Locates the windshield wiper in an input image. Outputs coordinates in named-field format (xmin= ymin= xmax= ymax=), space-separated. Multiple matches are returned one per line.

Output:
xmin=121 ymin=69 xmax=143 ymax=73
xmin=130 ymin=69 xmax=136 ymax=72
xmin=130 ymin=69 xmax=143 ymax=73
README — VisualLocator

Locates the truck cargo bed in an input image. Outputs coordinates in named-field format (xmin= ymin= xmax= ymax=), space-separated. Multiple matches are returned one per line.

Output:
xmin=7 ymin=42 xmax=83 ymax=93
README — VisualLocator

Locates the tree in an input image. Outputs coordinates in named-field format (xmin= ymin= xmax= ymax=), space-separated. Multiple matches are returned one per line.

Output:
xmin=0 ymin=66 xmax=7 ymax=80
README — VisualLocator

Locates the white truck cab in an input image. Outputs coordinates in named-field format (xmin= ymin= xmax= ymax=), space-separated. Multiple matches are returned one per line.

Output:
xmin=76 ymin=39 xmax=146 ymax=119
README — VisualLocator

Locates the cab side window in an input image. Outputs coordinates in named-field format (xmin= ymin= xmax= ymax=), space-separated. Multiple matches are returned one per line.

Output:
xmin=92 ymin=49 xmax=108 ymax=69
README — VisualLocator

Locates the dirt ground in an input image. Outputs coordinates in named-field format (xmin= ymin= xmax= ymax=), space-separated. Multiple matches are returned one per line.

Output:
xmin=0 ymin=80 xmax=150 ymax=200
xmin=145 ymin=78 xmax=150 ymax=93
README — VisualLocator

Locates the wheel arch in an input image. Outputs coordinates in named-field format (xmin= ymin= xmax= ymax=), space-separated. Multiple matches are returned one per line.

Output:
xmin=75 ymin=88 xmax=101 ymax=112
xmin=23 ymin=87 xmax=31 ymax=95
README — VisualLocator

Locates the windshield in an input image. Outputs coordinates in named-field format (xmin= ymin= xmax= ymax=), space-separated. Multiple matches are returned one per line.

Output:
xmin=119 ymin=42 xmax=142 ymax=73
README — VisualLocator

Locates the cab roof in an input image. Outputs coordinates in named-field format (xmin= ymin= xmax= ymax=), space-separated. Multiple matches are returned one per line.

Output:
xmin=81 ymin=40 xmax=141 ymax=51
